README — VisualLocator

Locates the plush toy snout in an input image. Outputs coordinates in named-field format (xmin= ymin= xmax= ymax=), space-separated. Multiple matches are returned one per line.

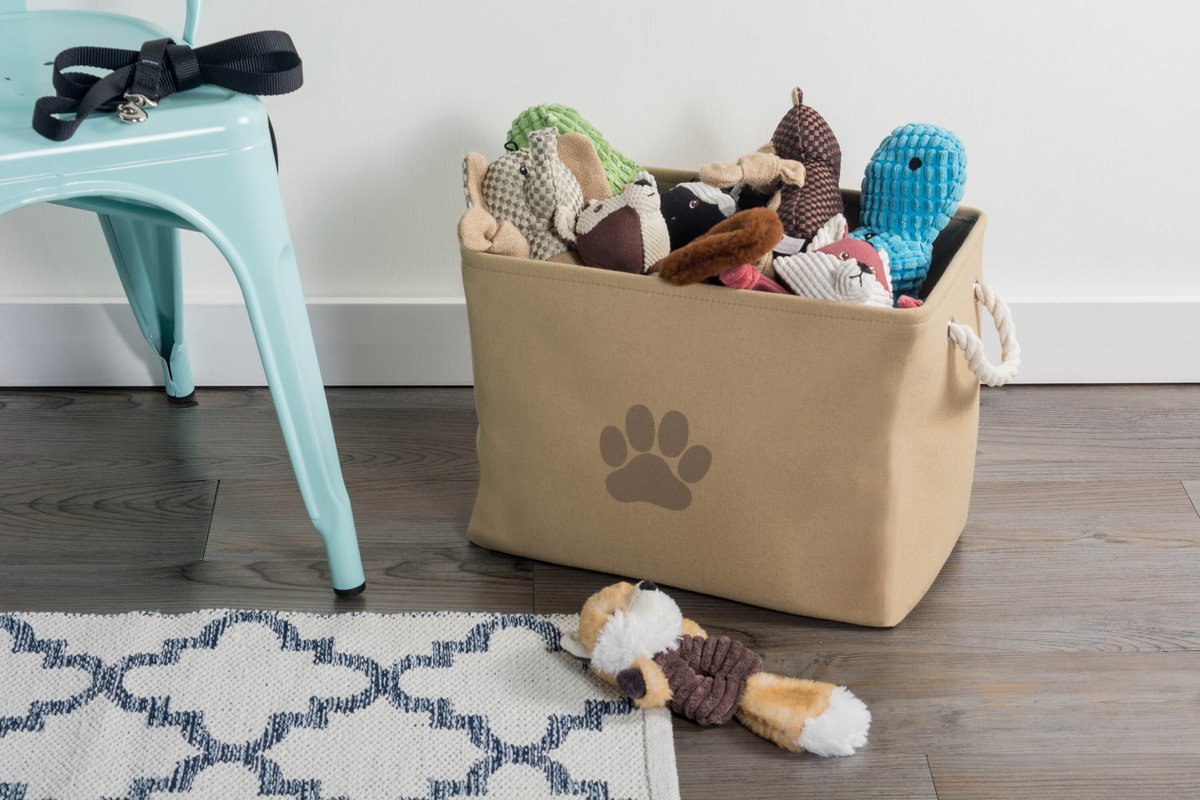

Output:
xmin=615 ymin=580 xmax=664 ymax=700
xmin=835 ymin=259 xmax=877 ymax=302
xmin=616 ymin=667 xmax=647 ymax=699
xmin=589 ymin=581 xmax=684 ymax=675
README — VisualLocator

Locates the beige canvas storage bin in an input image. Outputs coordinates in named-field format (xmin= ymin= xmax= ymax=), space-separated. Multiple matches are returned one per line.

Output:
xmin=462 ymin=169 xmax=995 ymax=627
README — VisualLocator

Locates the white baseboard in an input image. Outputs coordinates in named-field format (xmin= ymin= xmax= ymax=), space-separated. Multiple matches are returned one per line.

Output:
xmin=977 ymin=297 xmax=1200 ymax=384
xmin=0 ymin=297 xmax=1193 ymax=386
xmin=0 ymin=298 xmax=472 ymax=387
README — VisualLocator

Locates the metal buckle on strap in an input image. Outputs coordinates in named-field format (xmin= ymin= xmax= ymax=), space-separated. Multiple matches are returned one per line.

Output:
xmin=116 ymin=92 xmax=157 ymax=124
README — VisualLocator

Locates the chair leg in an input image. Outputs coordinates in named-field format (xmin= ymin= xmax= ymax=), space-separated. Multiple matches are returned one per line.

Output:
xmin=168 ymin=159 xmax=366 ymax=594
xmin=230 ymin=242 xmax=365 ymax=595
xmin=98 ymin=214 xmax=196 ymax=403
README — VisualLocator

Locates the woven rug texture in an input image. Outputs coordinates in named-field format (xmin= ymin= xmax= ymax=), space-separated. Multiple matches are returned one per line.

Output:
xmin=0 ymin=610 xmax=679 ymax=800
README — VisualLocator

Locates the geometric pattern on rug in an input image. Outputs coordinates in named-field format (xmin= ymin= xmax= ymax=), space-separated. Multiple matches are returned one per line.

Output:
xmin=0 ymin=610 xmax=679 ymax=800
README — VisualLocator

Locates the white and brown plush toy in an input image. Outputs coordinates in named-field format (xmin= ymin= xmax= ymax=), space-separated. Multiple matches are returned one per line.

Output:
xmin=773 ymin=214 xmax=894 ymax=307
xmin=563 ymin=580 xmax=871 ymax=756
xmin=574 ymin=172 xmax=670 ymax=274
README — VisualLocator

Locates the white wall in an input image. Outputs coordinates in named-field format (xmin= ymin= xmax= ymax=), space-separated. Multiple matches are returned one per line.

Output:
xmin=3 ymin=0 xmax=1198 ymax=382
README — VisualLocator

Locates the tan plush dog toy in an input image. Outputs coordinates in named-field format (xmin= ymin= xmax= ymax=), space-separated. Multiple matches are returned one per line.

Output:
xmin=563 ymin=580 xmax=870 ymax=756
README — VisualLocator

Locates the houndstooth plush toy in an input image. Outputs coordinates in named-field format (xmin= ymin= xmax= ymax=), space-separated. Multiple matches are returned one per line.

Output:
xmin=463 ymin=127 xmax=585 ymax=261
xmin=769 ymin=88 xmax=843 ymax=244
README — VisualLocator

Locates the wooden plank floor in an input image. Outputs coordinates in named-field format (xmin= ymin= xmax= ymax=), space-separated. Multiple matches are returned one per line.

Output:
xmin=0 ymin=385 xmax=1197 ymax=798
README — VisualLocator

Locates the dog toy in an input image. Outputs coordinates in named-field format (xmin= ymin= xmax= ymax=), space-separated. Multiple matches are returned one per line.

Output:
xmin=700 ymin=152 xmax=803 ymax=277
xmin=657 ymin=208 xmax=783 ymax=286
xmin=774 ymin=215 xmax=893 ymax=307
xmin=575 ymin=172 xmax=670 ymax=274
xmin=770 ymin=88 xmax=842 ymax=243
xmin=460 ymin=128 xmax=585 ymax=261
xmin=699 ymin=151 xmax=806 ymax=196
xmin=457 ymin=196 xmax=531 ymax=260
xmin=508 ymin=104 xmax=642 ymax=195
xmin=563 ymin=580 xmax=871 ymax=756
xmin=719 ymin=263 xmax=788 ymax=294
xmin=660 ymin=181 xmax=735 ymax=251
xmin=850 ymin=123 xmax=967 ymax=296
xmin=729 ymin=182 xmax=774 ymax=211
xmin=460 ymin=131 xmax=604 ymax=258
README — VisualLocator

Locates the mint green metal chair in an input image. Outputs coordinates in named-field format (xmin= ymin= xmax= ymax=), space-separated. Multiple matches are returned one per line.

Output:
xmin=0 ymin=0 xmax=366 ymax=595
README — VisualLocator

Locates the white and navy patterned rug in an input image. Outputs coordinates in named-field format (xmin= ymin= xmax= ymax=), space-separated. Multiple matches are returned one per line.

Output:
xmin=0 ymin=610 xmax=679 ymax=800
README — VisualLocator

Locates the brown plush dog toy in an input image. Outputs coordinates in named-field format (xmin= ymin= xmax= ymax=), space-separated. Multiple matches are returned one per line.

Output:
xmin=563 ymin=580 xmax=871 ymax=756
xmin=655 ymin=208 xmax=783 ymax=286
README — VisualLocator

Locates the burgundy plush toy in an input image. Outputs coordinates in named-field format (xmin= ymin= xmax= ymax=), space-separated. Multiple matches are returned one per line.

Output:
xmin=769 ymin=87 xmax=843 ymax=243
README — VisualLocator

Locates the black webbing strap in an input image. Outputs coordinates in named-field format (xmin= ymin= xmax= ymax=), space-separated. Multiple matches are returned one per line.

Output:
xmin=31 ymin=30 xmax=303 ymax=144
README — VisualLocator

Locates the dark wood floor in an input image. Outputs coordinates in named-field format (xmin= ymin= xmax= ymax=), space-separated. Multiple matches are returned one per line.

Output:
xmin=1 ymin=386 xmax=1198 ymax=799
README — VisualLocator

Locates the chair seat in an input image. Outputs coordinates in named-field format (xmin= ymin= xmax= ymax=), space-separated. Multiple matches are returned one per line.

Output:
xmin=0 ymin=10 xmax=268 ymax=179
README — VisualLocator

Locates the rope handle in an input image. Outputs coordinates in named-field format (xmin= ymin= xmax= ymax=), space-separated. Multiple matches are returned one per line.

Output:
xmin=948 ymin=281 xmax=1021 ymax=387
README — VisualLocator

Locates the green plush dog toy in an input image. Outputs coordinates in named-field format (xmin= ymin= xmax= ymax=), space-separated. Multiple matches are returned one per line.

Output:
xmin=508 ymin=104 xmax=642 ymax=195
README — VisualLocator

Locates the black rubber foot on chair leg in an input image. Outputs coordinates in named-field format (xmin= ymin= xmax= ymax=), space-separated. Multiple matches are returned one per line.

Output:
xmin=334 ymin=582 xmax=366 ymax=598
xmin=167 ymin=391 xmax=198 ymax=407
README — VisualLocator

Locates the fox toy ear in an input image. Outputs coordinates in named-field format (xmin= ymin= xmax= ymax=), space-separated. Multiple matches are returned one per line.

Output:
xmin=578 ymin=582 xmax=636 ymax=652
xmin=808 ymin=214 xmax=847 ymax=251
xmin=561 ymin=631 xmax=592 ymax=660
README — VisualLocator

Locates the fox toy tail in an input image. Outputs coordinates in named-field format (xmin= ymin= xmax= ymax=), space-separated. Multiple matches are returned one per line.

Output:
xmin=735 ymin=672 xmax=871 ymax=757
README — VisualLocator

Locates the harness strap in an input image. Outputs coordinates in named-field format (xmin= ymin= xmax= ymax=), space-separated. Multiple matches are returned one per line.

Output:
xmin=32 ymin=30 xmax=302 ymax=142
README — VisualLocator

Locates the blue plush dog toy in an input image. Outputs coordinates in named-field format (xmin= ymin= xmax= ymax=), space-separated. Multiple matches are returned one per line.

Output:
xmin=850 ymin=123 xmax=967 ymax=298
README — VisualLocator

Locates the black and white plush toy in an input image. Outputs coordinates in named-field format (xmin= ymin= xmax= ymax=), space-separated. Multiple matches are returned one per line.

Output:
xmin=729 ymin=183 xmax=773 ymax=211
xmin=660 ymin=181 xmax=736 ymax=251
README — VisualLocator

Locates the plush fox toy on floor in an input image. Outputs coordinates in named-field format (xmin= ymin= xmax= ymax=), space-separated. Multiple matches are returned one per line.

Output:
xmin=563 ymin=580 xmax=871 ymax=756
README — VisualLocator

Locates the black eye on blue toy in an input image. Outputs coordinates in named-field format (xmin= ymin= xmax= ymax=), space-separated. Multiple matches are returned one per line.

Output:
xmin=908 ymin=157 xmax=922 ymax=171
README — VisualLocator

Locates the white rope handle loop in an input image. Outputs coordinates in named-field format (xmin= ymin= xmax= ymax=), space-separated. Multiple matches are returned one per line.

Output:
xmin=947 ymin=281 xmax=1021 ymax=387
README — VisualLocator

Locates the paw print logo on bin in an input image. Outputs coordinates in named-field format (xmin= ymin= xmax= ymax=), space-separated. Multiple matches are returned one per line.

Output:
xmin=600 ymin=405 xmax=711 ymax=511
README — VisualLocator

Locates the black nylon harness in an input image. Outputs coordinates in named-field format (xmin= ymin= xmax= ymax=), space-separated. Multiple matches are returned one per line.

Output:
xmin=31 ymin=30 xmax=303 ymax=145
